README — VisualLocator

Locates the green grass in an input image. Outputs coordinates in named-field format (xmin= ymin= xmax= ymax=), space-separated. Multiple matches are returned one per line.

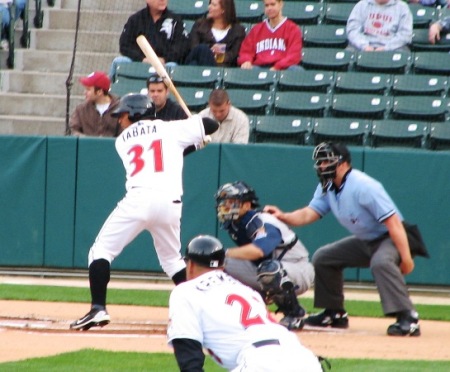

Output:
xmin=1 ymin=284 xmax=449 ymax=371
xmin=0 ymin=350 xmax=449 ymax=371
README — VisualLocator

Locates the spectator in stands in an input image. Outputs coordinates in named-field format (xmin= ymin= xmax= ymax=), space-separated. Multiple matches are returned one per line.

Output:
xmin=429 ymin=16 xmax=450 ymax=44
xmin=0 ymin=0 xmax=26 ymax=51
xmin=346 ymin=0 xmax=413 ymax=52
xmin=408 ymin=0 xmax=447 ymax=6
xmin=109 ymin=0 xmax=189 ymax=80
xmin=185 ymin=0 xmax=246 ymax=67
xmin=199 ymin=88 xmax=249 ymax=144
xmin=142 ymin=73 xmax=188 ymax=120
xmin=70 ymin=71 xmax=122 ymax=137
xmin=237 ymin=0 xmax=303 ymax=71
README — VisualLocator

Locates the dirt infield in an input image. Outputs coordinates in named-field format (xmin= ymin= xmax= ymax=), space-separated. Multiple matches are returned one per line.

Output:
xmin=0 ymin=277 xmax=449 ymax=364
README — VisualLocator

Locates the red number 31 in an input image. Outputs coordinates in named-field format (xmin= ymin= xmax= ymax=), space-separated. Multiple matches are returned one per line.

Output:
xmin=127 ymin=140 xmax=163 ymax=177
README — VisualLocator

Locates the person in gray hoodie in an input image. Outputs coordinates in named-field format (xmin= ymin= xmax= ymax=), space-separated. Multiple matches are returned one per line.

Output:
xmin=346 ymin=0 xmax=413 ymax=51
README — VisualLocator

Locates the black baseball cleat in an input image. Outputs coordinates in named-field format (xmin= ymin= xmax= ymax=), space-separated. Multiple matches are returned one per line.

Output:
xmin=304 ymin=309 xmax=349 ymax=329
xmin=279 ymin=315 xmax=305 ymax=331
xmin=387 ymin=310 xmax=421 ymax=337
xmin=70 ymin=307 xmax=110 ymax=331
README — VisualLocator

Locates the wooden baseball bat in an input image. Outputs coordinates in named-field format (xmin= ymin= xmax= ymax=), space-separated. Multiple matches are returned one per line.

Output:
xmin=136 ymin=35 xmax=192 ymax=118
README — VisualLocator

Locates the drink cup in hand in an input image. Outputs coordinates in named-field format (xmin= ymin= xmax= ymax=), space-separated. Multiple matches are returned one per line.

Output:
xmin=214 ymin=43 xmax=226 ymax=64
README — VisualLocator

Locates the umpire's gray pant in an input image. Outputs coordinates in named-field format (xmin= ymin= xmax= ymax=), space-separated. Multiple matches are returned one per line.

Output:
xmin=312 ymin=235 xmax=415 ymax=316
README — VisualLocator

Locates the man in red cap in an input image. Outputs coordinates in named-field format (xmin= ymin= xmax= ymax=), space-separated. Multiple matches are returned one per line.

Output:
xmin=69 ymin=71 xmax=122 ymax=137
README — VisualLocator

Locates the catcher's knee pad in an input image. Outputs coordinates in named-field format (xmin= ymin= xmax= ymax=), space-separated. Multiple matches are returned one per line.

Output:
xmin=256 ymin=259 xmax=285 ymax=295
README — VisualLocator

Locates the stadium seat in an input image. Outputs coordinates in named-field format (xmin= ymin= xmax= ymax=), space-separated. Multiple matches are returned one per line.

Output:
xmin=322 ymin=3 xmax=355 ymax=25
xmin=410 ymin=28 xmax=450 ymax=52
xmin=110 ymin=77 xmax=147 ymax=97
xmin=277 ymin=70 xmax=335 ymax=93
xmin=169 ymin=0 xmax=208 ymax=20
xmin=391 ymin=96 xmax=449 ymax=122
xmin=331 ymin=93 xmax=392 ymax=120
xmin=274 ymin=91 xmax=330 ymax=117
xmin=170 ymin=65 xmax=223 ymax=88
xmin=183 ymin=19 xmax=195 ymax=33
xmin=311 ymin=118 xmax=371 ymax=146
xmin=302 ymin=25 xmax=348 ymax=49
xmin=412 ymin=52 xmax=450 ymax=75
xmin=282 ymin=2 xmax=323 ymax=26
xmin=253 ymin=115 xmax=311 ymax=145
xmin=370 ymin=120 xmax=429 ymax=148
xmin=226 ymin=89 xmax=273 ymax=115
xmin=392 ymin=75 xmax=448 ymax=96
xmin=354 ymin=51 xmax=411 ymax=74
xmin=301 ymin=48 xmax=355 ymax=71
xmin=235 ymin=0 xmax=264 ymax=23
xmin=115 ymin=62 xmax=156 ymax=82
xmin=176 ymin=87 xmax=212 ymax=112
xmin=334 ymin=72 xmax=391 ymax=95
xmin=429 ymin=122 xmax=450 ymax=150
xmin=222 ymin=68 xmax=277 ymax=91
xmin=408 ymin=4 xmax=437 ymax=29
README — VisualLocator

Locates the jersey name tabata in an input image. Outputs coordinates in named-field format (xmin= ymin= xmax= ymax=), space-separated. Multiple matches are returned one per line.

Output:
xmin=256 ymin=38 xmax=286 ymax=53
xmin=120 ymin=123 xmax=158 ymax=142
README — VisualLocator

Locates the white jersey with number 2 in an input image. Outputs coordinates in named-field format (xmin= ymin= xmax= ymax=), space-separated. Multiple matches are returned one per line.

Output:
xmin=168 ymin=270 xmax=322 ymax=372
xmin=115 ymin=115 xmax=205 ymax=199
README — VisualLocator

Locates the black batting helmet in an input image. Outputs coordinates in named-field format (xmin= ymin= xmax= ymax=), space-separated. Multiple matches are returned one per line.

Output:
xmin=185 ymin=235 xmax=225 ymax=268
xmin=111 ymin=93 xmax=154 ymax=121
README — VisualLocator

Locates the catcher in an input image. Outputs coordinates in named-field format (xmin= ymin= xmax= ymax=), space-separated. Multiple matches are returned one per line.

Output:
xmin=215 ymin=181 xmax=315 ymax=330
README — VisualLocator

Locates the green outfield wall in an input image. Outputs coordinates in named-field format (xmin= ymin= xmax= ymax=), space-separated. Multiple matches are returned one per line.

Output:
xmin=0 ymin=137 xmax=448 ymax=286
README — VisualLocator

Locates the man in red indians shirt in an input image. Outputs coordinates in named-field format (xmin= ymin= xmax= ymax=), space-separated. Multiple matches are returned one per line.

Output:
xmin=238 ymin=0 xmax=302 ymax=71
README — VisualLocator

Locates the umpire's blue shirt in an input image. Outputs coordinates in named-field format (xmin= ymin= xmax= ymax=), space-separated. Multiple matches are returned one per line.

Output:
xmin=308 ymin=169 xmax=403 ymax=241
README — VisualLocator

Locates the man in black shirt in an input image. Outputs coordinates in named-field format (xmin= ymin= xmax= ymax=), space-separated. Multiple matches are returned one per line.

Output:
xmin=144 ymin=74 xmax=187 ymax=120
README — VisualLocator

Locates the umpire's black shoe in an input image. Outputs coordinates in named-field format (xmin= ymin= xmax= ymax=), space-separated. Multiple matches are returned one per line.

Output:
xmin=387 ymin=310 xmax=420 ymax=337
xmin=70 ymin=307 xmax=110 ymax=331
xmin=304 ymin=309 xmax=349 ymax=329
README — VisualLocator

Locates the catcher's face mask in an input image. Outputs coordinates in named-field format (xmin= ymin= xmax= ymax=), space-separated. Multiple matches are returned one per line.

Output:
xmin=216 ymin=198 xmax=242 ymax=229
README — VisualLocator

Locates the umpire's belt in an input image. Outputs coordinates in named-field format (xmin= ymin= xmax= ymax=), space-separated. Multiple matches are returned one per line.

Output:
xmin=252 ymin=339 xmax=280 ymax=348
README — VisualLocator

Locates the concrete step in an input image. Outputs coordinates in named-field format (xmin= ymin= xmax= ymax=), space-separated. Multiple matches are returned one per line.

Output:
xmin=60 ymin=0 xmax=141 ymax=12
xmin=0 ymin=92 xmax=83 ymax=117
xmin=33 ymin=29 xmax=119 ymax=54
xmin=0 ymin=70 xmax=86 ymax=95
xmin=46 ymin=8 xmax=131 ymax=33
xmin=16 ymin=49 xmax=116 ymax=73
xmin=0 ymin=115 xmax=65 ymax=135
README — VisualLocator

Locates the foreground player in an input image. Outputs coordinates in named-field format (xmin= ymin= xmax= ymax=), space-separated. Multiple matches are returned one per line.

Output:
xmin=265 ymin=142 xmax=422 ymax=336
xmin=215 ymin=181 xmax=314 ymax=330
xmin=167 ymin=235 xmax=323 ymax=372
xmin=70 ymin=94 xmax=218 ymax=331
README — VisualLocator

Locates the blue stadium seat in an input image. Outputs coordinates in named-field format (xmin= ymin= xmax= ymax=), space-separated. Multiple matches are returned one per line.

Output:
xmin=311 ymin=118 xmax=371 ymax=146
xmin=302 ymin=25 xmax=348 ymax=49
xmin=355 ymin=51 xmax=411 ymax=74
xmin=392 ymin=75 xmax=448 ymax=96
xmin=301 ymin=48 xmax=355 ymax=71
xmin=170 ymin=65 xmax=223 ymax=88
xmin=331 ymin=93 xmax=392 ymax=120
xmin=274 ymin=91 xmax=330 ymax=117
xmin=413 ymin=52 xmax=450 ymax=75
xmin=429 ymin=122 xmax=450 ymax=150
xmin=334 ymin=72 xmax=392 ymax=95
xmin=370 ymin=120 xmax=429 ymax=149
xmin=391 ymin=96 xmax=449 ymax=122
xmin=277 ymin=70 xmax=335 ymax=93
xmin=253 ymin=115 xmax=311 ymax=145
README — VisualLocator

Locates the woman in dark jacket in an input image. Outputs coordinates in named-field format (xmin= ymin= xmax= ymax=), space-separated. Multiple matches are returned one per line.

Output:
xmin=185 ymin=0 xmax=246 ymax=67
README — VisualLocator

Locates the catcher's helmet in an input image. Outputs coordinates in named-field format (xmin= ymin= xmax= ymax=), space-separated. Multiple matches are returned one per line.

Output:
xmin=214 ymin=181 xmax=259 ymax=229
xmin=185 ymin=235 xmax=225 ymax=268
xmin=312 ymin=142 xmax=351 ymax=191
xmin=111 ymin=93 xmax=154 ymax=121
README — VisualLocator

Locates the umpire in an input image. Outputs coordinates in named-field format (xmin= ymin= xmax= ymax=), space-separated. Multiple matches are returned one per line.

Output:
xmin=265 ymin=142 xmax=422 ymax=337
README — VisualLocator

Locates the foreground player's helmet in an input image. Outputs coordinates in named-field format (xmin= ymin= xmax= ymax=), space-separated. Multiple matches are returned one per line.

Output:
xmin=185 ymin=235 xmax=225 ymax=268
xmin=312 ymin=142 xmax=351 ymax=191
xmin=214 ymin=181 xmax=259 ymax=229
xmin=111 ymin=93 xmax=154 ymax=121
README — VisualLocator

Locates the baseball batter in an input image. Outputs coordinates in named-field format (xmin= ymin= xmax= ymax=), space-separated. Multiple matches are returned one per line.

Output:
xmin=168 ymin=235 xmax=323 ymax=372
xmin=70 ymin=93 xmax=218 ymax=331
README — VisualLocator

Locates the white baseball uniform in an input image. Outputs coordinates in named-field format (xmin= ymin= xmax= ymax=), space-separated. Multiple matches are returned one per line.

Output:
xmin=88 ymin=115 xmax=206 ymax=277
xmin=168 ymin=270 xmax=322 ymax=371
